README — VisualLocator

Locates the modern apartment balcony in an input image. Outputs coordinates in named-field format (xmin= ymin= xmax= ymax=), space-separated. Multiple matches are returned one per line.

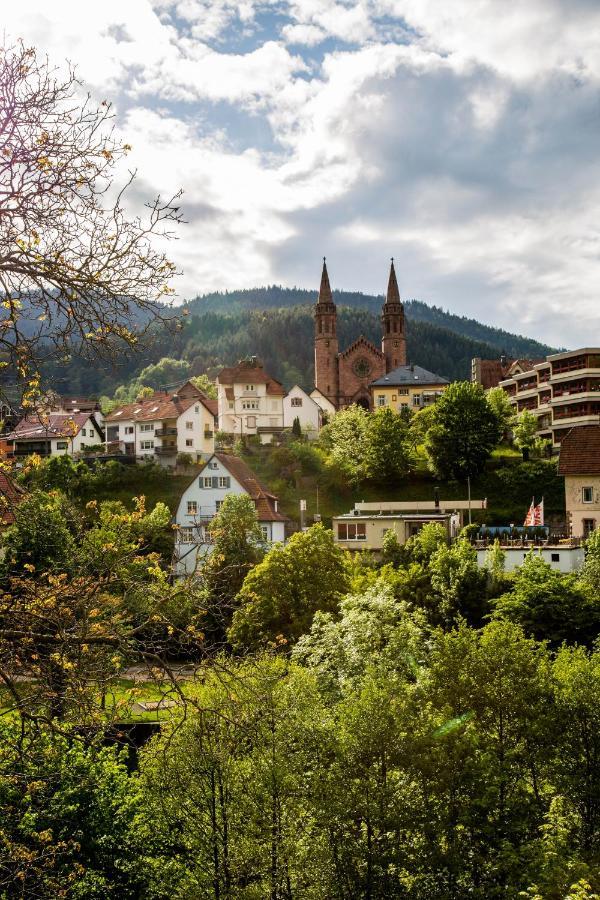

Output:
xmin=515 ymin=382 xmax=538 ymax=395
xmin=155 ymin=446 xmax=177 ymax=456
xmin=551 ymin=411 xmax=600 ymax=426
xmin=154 ymin=427 xmax=178 ymax=437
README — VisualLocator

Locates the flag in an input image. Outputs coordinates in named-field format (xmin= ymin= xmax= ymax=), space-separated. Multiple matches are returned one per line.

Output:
xmin=534 ymin=497 xmax=544 ymax=526
xmin=524 ymin=498 xmax=536 ymax=527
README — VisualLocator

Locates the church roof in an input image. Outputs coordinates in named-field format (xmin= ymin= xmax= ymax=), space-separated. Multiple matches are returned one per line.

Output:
xmin=339 ymin=335 xmax=384 ymax=359
xmin=317 ymin=258 xmax=333 ymax=304
xmin=385 ymin=259 xmax=401 ymax=304
xmin=371 ymin=364 xmax=449 ymax=387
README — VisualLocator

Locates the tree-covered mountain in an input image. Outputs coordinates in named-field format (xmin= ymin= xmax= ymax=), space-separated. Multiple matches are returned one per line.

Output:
xmin=36 ymin=287 xmax=557 ymax=397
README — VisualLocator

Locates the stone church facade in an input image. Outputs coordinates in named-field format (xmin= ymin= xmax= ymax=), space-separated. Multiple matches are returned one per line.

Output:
xmin=314 ymin=259 xmax=407 ymax=409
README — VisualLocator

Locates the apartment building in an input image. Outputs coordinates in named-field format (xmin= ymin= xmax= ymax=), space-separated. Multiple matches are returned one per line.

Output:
xmin=104 ymin=381 xmax=217 ymax=465
xmin=370 ymin=364 xmax=449 ymax=411
xmin=499 ymin=348 xmax=600 ymax=449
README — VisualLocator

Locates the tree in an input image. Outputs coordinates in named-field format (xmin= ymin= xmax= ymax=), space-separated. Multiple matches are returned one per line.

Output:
xmin=487 ymin=385 xmax=515 ymax=436
xmin=363 ymin=406 xmax=410 ymax=482
xmin=319 ymin=404 xmax=369 ymax=485
xmin=228 ymin=523 xmax=350 ymax=651
xmin=200 ymin=493 xmax=265 ymax=644
xmin=429 ymin=537 xmax=489 ymax=626
xmin=491 ymin=554 xmax=600 ymax=646
xmin=292 ymin=415 xmax=302 ymax=437
xmin=190 ymin=372 xmax=217 ymax=399
xmin=0 ymin=42 xmax=181 ymax=395
xmin=514 ymin=410 xmax=539 ymax=460
xmin=0 ymin=489 xmax=77 ymax=575
xmin=424 ymin=381 xmax=502 ymax=481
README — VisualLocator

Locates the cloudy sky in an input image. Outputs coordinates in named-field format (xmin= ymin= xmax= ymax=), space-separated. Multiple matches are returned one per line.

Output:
xmin=5 ymin=1 xmax=600 ymax=346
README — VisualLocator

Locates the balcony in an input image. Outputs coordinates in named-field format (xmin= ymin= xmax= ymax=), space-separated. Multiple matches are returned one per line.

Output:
xmin=154 ymin=427 xmax=177 ymax=437
xmin=204 ymin=430 xmax=214 ymax=438
xmin=155 ymin=446 xmax=177 ymax=456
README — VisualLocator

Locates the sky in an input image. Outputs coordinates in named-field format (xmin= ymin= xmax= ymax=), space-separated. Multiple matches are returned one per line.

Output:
xmin=4 ymin=0 xmax=600 ymax=347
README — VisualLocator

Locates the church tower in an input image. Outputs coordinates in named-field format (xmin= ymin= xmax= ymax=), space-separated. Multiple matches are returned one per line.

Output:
xmin=314 ymin=258 xmax=339 ymax=406
xmin=381 ymin=258 xmax=406 ymax=372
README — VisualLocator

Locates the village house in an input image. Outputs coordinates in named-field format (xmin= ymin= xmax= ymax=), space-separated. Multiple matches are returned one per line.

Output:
xmin=370 ymin=364 xmax=449 ymax=412
xmin=558 ymin=424 xmax=600 ymax=539
xmin=217 ymin=358 xmax=285 ymax=442
xmin=5 ymin=411 xmax=104 ymax=458
xmin=283 ymin=385 xmax=322 ymax=438
xmin=104 ymin=381 xmax=217 ymax=465
xmin=173 ymin=452 xmax=287 ymax=576
xmin=309 ymin=388 xmax=336 ymax=420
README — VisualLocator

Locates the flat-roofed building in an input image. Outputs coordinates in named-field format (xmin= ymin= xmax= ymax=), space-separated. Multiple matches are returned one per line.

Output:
xmin=499 ymin=348 xmax=600 ymax=450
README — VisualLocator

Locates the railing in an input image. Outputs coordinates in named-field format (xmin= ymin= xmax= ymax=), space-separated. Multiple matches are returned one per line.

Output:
xmin=204 ymin=430 xmax=213 ymax=438
xmin=155 ymin=446 xmax=177 ymax=455
xmin=154 ymin=427 xmax=177 ymax=437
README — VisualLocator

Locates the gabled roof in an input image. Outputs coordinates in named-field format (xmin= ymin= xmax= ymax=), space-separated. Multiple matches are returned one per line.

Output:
xmin=216 ymin=360 xmax=285 ymax=396
xmin=0 ymin=472 xmax=25 ymax=526
xmin=371 ymin=364 xmax=449 ymax=387
xmin=558 ymin=425 xmax=600 ymax=476
xmin=105 ymin=381 xmax=217 ymax=423
xmin=339 ymin=335 xmax=384 ymax=360
xmin=205 ymin=452 xmax=288 ymax=522
xmin=6 ymin=412 xmax=93 ymax=440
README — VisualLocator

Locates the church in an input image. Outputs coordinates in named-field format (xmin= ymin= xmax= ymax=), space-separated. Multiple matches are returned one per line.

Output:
xmin=314 ymin=259 xmax=406 ymax=410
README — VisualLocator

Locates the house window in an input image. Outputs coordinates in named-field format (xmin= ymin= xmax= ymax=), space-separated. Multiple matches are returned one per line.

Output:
xmin=246 ymin=416 xmax=256 ymax=429
xmin=551 ymin=553 xmax=560 ymax=562
xmin=81 ymin=428 xmax=86 ymax=436
xmin=261 ymin=525 xmax=269 ymax=541
xmin=187 ymin=501 xmax=198 ymax=515
xmin=245 ymin=384 xmax=255 ymax=392
xmin=203 ymin=477 xmax=213 ymax=488
xmin=186 ymin=421 xmax=193 ymax=430
xmin=337 ymin=522 xmax=366 ymax=540
xmin=219 ymin=476 xmax=230 ymax=488
xmin=215 ymin=500 xmax=223 ymax=511
xmin=179 ymin=527 xmax=194 ymax=543
xmin=56 ymin=441 xmax=68 ymax=450
xmin=412 ymin=394 xmax=422 ymax=407
xmin=377 ymin=395 xmax=386 ymax=407
xmin=242 ymin=401 xmax=259 ymax=410
xmin=398 ymin=388 xmax=409 ymax=395
xmin=186 ymin=439 xmax=193 ymax=447
xmin=140 ymin=440 xmax=154 ymax=450
xmin=583 ymin=518 xmax=596 ymax=537
xmin=291 ymin=397 xmax=302 ymax=407
xmin=583 ymin=486 xmax=594 ymax=503
xmin=140 ymin=423 xmax=153 ymax=432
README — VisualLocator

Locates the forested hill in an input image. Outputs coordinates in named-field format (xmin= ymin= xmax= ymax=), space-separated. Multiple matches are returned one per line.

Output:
xmin=186 ymin=286 xmax=557 ymax=360
xmin=43 ymin=291 xmax=557 ymax=396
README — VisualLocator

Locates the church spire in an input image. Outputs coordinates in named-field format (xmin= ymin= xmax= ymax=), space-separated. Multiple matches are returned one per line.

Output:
xmin=385 ymin=257 xmax=400 ymax=305
xmin=318 ymin=257 xmax=333 ymax=304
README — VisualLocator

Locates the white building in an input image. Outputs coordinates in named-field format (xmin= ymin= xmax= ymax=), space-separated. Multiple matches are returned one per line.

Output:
xmin=310 ymin=388 xmax=337 ymax=420
xmin=174 ymin=452 xmax=288 ymax=576
xmin=476 ymin=545 xmax=584 ymax=573
xmin=7 ymin=412 xmax=104 ymax=458
xmin=283 ymin=385 xmax=322 ymax=439
xmin=104 ymin=381 xmax=217 ymax=465
xmin=217 ymin=359 xmax=285 ymax=443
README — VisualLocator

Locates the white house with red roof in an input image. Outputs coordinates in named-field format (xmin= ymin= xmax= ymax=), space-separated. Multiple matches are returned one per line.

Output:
xmin=174 ymin=451 xmax=287 ymax=576
xmin=104 ymin=381 xmax=217 ymax=465
xmin=5 ymin=412 xmax=104 ymax=458
xmin=217 ymin=358 xmax=285 ymax=442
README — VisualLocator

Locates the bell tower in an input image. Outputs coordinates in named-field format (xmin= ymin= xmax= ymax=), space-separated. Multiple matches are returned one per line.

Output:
xmin=314 ymin=258 xmax=339 ymax=406
xmin=381 ymin=258 xmax=406 ymax=372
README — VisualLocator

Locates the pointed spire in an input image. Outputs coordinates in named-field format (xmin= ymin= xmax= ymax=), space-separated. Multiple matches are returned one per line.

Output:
xmin=385 ymin=257 xmax=400 ymax=305
xmin=318 ymin=257 xmax=333 ymax=304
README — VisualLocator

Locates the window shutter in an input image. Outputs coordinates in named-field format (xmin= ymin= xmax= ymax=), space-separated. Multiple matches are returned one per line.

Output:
xmin=212 ymin=477 xmax=219 ymax=488
xmin=199 ymin=477 xmax=205 ymax=488
xmin=225 ymin=477 xmax=231 ymax=488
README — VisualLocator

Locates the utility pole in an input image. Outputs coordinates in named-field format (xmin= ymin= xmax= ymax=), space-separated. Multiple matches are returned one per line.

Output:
xmin=300 ymin=498 xmax=306 ymax=530
xmin=467 ymin=475 xmax=472 ymax=525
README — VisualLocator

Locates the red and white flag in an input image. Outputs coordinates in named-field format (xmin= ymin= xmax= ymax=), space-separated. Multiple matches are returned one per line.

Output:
xmin=524 ymin=497 xmax=544 ymax=527
xmin=534 ymin=497 xmax=544 ymax=526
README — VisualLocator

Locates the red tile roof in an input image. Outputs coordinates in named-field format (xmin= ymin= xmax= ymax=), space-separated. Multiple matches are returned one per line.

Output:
xmin=558 ymin=425 xmax=600 ymax=475
xmin=212 ymin=452 xmax=288 ymax=522
xmin=6 ymin=412 xmax=92 ymax=440
xmin=217 ymin=360 xmax=285 ymax=396
xmin=0 ymin=472 xmax=24 ymax=526
xmin=105 ymin=382 xmax=217 ymax=423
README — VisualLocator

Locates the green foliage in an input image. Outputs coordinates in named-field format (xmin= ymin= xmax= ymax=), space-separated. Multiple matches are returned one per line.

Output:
xmin=0 ymin=724 xmax=146 ymax=898
xmin=487 ymin=385 xmax=516 ymax=433
xmin=320 ymin=404 xmax=369 ymax=485
xmin=492 ymin=554 xmax=600 ymax=646
xmin=291 ymin=415 xmax=302 ymax=437
xmin=514 ymin=409 xmax=540 ymax=457
xmin=1 ymin=490 xmax=77 ymax=575
xmin=229 ymin=523 xmax=350 ymax=651
xmin=425 ymin=381 xmax=502 ymax=481
xmin=189 ymin=372 xmax=217 ymax=398
xmin=428 ymin=537 xmax=489 ymax=626
xmin=363 ymin=406 xmax=410 ymax=481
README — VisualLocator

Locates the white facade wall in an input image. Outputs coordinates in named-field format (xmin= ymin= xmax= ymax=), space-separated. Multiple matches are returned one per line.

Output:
xmin=310 ymin=389 xmax=337 ymax=418
xmin=476 ymin=546 xmax=585 ymax=573
xmin=174 ymin=455 xmax=285 ymax=576
xmin=51 ymin=417 xmax=103 ymax=456
xmin=218 ymin=381 xmax=284 ymax=436
xmin=106 ymin=403 xmax=215 ymax=463
xmin=283 ymin=386 xmax=321 ymax=439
